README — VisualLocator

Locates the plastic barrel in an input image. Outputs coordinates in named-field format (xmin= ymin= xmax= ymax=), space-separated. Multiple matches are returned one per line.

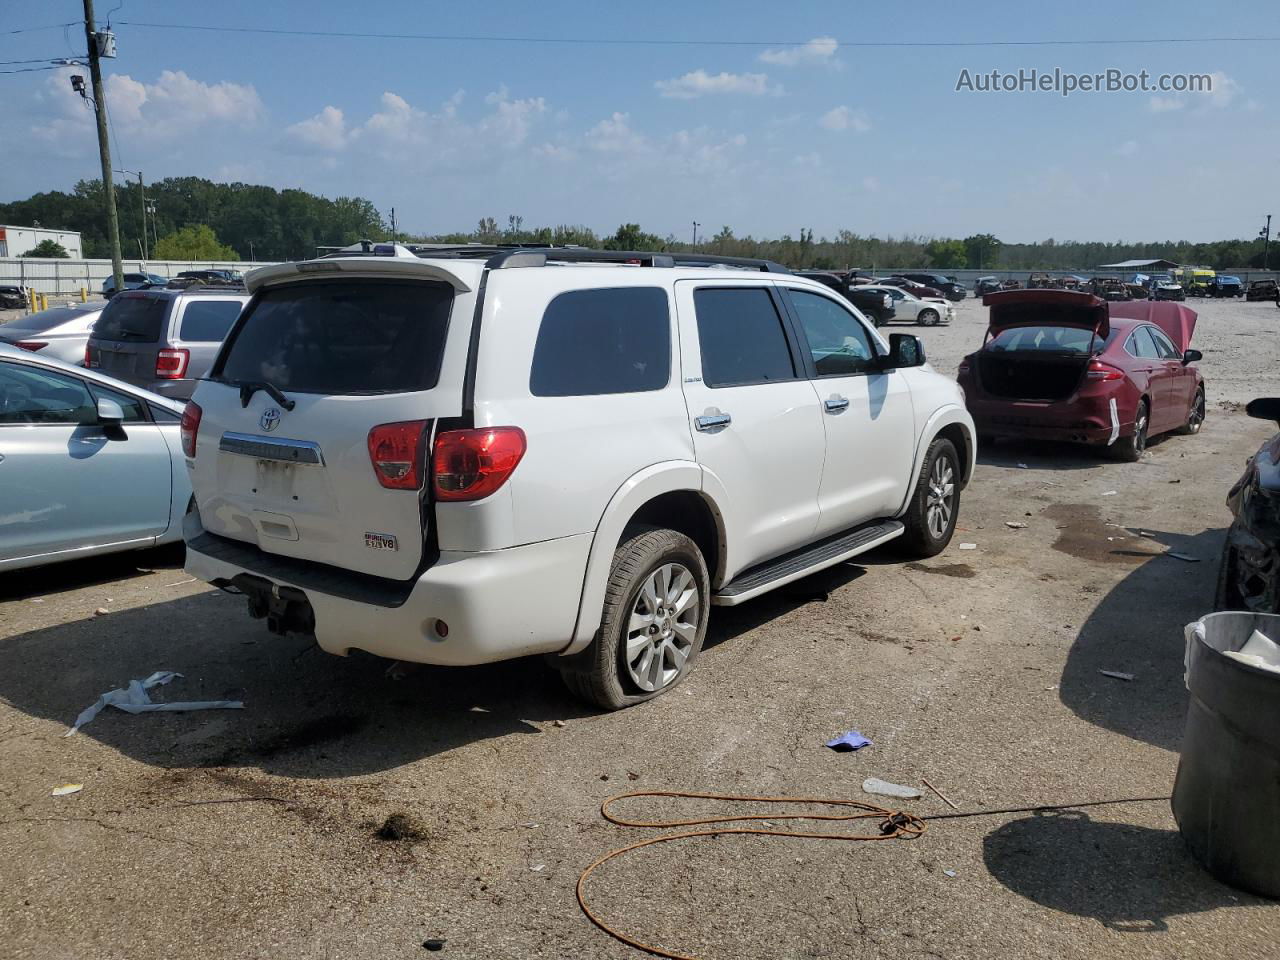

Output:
xmin=1172 ymin=611 xmax=1280 ymax=898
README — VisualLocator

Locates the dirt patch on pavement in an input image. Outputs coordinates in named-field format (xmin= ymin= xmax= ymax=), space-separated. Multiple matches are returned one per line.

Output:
xmin=906 ymin=562 xmax=977 ymax=578
xmin=1045 ymin=504 xmax=1163 ymax=565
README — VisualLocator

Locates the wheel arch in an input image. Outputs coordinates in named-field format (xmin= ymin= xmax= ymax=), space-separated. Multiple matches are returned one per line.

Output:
xmin=560 ymin=462 xmax=726 ymax=656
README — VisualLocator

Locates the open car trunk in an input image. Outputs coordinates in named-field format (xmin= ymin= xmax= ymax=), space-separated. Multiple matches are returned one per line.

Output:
xmin=1109 ymin=300 xmax=1197 ymax=352
xmin=978 ymin=289 xmax=1108 ymax=402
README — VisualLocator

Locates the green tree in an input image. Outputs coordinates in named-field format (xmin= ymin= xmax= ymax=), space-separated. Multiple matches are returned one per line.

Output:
xmin=925 ymin=239 xmax=967 ymax=269
xmin=21 ymin=238 xmax=70 ymax=258
xmin=154 ymin=224 xmax=240 ymax=260
xmin=602 ymin=223 xmax=665 ymax=251
xmin=962 ymin=233 xmax=1002 ymax=269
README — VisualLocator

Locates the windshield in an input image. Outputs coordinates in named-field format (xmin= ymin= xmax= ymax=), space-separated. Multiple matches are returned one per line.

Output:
xmin=217 ymin=279 xmax=453 ymax=395
xmin=93 ymin=295 xmax=168 ymax=342
xmin=987 ymin=325 xmax=1115 ymax=355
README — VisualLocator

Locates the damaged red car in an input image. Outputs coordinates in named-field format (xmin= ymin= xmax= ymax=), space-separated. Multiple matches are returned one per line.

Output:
xmin=956 ymin=290 xmax=1205 ymax=461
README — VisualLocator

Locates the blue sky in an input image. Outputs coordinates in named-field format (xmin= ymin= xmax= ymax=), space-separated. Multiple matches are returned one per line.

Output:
xmin=3 ymin=0 xmax=1277 ymax=242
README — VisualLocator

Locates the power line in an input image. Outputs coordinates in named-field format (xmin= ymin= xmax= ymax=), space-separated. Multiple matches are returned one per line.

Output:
xmin=0 ymin=56 xmax=72 ymax=65
xmin=4 ymin=21 xmax=79 ymax=35
xmin=114 ymin=20 xmax=1280 ymax=48
xmin=0 ymin=64 xmax=68 ymax=75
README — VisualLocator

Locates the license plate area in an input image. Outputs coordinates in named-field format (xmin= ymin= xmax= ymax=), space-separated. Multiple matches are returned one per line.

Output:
xmin=365 ymin=532 xmax=398 ymax=551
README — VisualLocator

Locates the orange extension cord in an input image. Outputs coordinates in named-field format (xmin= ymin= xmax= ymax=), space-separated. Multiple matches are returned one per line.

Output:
xmin=576 ymin=790 xmax=928 ymax=960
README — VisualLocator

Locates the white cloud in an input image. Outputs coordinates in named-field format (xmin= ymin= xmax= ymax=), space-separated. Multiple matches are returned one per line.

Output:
xmin=586 ymin=112 xmax=650 ymax=154
xmin=862 ymin=176 xmax=880 ymax=193
xmin=1148 ymin=95 xmax=1184 ymax=113
xmin=759 ymin=37 xmax=839 ymax=67
xmin=479 ymin=87 xmax=548 ymax=145
xmin=819 ymin=106 xmax=870 ymax=133
xmin=655 ymin=70 xmax=779 ymax=99
xmin=284 ymin=105 xmax=347 ymax=152
xmin=1116 ymin=139 xmax=1138 ymax=157
xmin=1148 ymin=71 xmax=1241 ymax=114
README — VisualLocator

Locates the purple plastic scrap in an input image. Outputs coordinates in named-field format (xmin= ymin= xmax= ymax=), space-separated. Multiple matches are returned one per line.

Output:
xmin=825 ymin=730 xmax=872 ymax=752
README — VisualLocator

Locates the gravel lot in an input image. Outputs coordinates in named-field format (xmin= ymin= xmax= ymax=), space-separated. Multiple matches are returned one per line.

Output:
xmin=4 ymin=294 xmax=1280 ymax=960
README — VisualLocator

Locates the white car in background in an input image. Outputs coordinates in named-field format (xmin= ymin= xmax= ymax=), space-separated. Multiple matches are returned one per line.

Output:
xmin=0 ymin=343 xmax=191 ymax=571
xmin=859 ymin=285 xmax=955 ymax=326
xmin=0 ymin=302 xmax=103 ymax=366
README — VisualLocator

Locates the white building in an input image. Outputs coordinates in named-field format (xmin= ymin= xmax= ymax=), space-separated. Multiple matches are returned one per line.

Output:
xmin=0 ymin=225 xmax=84 ymax=259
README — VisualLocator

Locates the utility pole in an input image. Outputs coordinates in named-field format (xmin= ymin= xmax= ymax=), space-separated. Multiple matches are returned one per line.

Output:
xmin=691 ymin=221 xmax=700 ymax=248
xmin=84 ymin=0 xmax=123 ymax=293
xmin=146 ymin=198 xmax=158 ymax=250
xmin=389 ymin=207 xmax=398 ymax=244
xmin=1262 ymin=214 xmax=1272 ymax=272
xmin=115 ymin=168 xmax=147 ymax=259
xmin=249 ymin=240 xmax=256 ymax=262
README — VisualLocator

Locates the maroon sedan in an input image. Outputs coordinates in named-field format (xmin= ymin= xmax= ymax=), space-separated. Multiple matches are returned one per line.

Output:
xmin=956 ymin=290 xmax=1205 ymax=461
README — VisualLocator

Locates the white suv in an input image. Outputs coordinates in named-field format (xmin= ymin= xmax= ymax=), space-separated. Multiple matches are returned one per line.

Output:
xmin=182 ymin=245 xmax=976 ymax=708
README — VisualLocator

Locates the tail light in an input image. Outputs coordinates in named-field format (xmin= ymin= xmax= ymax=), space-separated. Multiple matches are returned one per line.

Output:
xmin=1087 ymin=359 xmax=1124 ymax=382
xmin=15 ymin=341 xmax=47 ymax=352
xmin=156 ymin=348 xmax=190 ymax=379
xmin=433 ymin=427 xmax=527 ymax=502
xmin=180 ymin=401 xmax=202 ymax=458
xmin=84 ymin=344 xmax=94 ymax=367
xmin=368 ymin=420 xmax=430 ymax=490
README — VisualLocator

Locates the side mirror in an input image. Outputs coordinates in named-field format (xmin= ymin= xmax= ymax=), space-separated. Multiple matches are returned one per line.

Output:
xmin=1182 ymin=349 xmax=1202 ymax=365
xmin=97 ymin=397 xmax=126 ymax=438
xmin=885 ymin=333 xmax=926 ymax=369
xmin=1246 ymin=398 xmax=1280 ymax=426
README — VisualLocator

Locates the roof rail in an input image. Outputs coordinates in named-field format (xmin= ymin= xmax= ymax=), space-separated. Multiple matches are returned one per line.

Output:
xmin=483 ymin=247 xmax=790 ymax=273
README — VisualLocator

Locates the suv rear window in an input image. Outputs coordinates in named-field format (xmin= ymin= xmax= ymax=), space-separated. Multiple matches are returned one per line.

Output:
xmin=529 ymin=288 xmax=670 ymax=397
xmin=218 ymin=280 xmax=452 ymax=395
xmin=94 ymin=295 xmax=168 ymax=342
xmin=179 ymin=299 xmax=243 ymax=342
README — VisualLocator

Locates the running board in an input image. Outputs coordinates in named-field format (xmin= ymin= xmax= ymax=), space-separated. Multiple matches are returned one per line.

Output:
xmin=712 ymin=520 xmax=905 ymax=606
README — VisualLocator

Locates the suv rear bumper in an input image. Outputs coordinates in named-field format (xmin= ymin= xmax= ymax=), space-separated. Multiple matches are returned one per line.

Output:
xmin=185 ymin=525 xmax=593 ymax=666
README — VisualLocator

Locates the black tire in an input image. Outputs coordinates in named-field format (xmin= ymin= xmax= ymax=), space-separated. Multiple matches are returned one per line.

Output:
xmin=899 ymin=438 xmax=960 ymax=558
xmin=919 ymin=308 xmax=940 ymax=326
xmin=558 ymin=526 xmax=709 ymax=710
xmin=1110 ymin=399 xmax=1149 ymax=462
xmin=1177 ymin=386 xmax=1206 ymax=435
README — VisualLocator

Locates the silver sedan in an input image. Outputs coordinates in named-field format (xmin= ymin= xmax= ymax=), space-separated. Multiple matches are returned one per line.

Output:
xmin=0 ymin=302 xmax=103 ymax=366
xmin=0 ymin=343 xmax=191 ymax=571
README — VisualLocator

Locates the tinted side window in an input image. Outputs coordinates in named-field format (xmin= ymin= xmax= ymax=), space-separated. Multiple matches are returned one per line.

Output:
xmin=89 ymin=382 xmax=147 ymax=423
xmin=529 ymin=288 xmax=670 ymax=397
xmin=0 ymin=361 xmax=95 ymax=425
xmin=1148 ymin=327 xmax=1180 ymax=359
xmin=1127 ymin=326 xmax=1160 ymax=359
xmin=693 ymin=288 xmax=796 ymax=388
xmin=787 ymin=289 xmax=877 ymax=376
xmin=179 ymin=300 xmax=243 ymax=342
xmin=149 ymin=402 xmax=181 ymax=424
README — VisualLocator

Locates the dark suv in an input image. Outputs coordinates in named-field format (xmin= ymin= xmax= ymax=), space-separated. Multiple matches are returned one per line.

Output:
xmin=901 ymin=273 xmax=967 ymax=301
xmin=85 ymin=286 xmax=250 ymax=399
xmin=796 ymin=271 xmax=896 ymax=325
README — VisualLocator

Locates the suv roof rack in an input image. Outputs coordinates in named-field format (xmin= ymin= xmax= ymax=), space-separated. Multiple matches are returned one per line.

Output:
xmin=482 ymin=248 xmax=791 ymax=273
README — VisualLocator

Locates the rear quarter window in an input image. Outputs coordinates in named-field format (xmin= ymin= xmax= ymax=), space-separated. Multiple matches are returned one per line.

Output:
xmin=218 ymin=280 xmax=452 ymax=395
xmin=529 ymin=288 xmax=670 ymax=397
xmin=179 ymin=299 xmax=244 ymax=342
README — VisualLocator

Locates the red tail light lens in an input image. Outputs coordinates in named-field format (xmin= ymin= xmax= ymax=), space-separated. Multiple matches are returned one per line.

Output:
xmin=433 ymin=427 xmax=527 ymax=502
xmin=1087 ymin=359 xmax=1124 ymax=382
xmin=156 ymin=348 xmax=190 ymax=379
xmin=180 ymin=401 xmax=202 ymax=458
xmin=368 ymin=420 xmax=429 ymax=490
xmin=15 ymin=341 xmax=47 ymax=352
xmin=84 ymin=344 xmax=94 ymax=368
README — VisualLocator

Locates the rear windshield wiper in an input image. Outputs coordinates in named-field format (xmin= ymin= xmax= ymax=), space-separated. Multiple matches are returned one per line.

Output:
xmin=223 ymin=378 xmax=296 ymax=410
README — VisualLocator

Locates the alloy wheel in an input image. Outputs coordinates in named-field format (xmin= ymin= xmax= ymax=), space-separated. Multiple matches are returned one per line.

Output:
xmin=1188 ymin=390 xmax=1205 ymax=433
xmin=625 ymin=563 xmax=700 ymax=693
xmin=926 ymin=456 xmax=955 ymax=540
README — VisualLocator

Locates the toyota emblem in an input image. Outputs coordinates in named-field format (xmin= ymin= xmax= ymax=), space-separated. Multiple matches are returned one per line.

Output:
xmin=260 ymin=407 xmax=282 ymax=432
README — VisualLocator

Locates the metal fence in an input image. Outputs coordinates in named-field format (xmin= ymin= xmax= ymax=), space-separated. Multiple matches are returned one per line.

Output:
xmin=0 ymin=257 xmax=279 ymax=296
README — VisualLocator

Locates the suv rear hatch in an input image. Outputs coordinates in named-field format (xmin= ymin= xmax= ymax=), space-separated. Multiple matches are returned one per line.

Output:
xmin=188 ymin=265 xmax=472 ymax=581
xmin=89 ymin=292 xmax=169 ymax=383
xmin=978 ymin=290 xmax=1110 ymax=402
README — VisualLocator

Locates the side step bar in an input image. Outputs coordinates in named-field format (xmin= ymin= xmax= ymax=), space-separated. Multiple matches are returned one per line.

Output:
xmin=712 ymin=520 xmax=904 ymax=606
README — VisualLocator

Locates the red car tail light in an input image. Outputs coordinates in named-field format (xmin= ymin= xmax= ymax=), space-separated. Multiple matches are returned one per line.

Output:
xmin=433 ymin=427 xmax=527 ymax=502
xmin=15 ymin=340 xmax=47 ymax=352
xmin=368 ymin=420 xmax=430 ymax=490
xmin=180 ymin=401 xmax=202 ymax=458
xmin=1087 ymin=359 xmax=1124 ymax=382
xmin=156 ymin=348 xmax=190 ymax=379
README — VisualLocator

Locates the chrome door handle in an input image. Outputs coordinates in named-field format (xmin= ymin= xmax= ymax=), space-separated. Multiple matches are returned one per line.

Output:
xmin=824 ymin=396 xmax=850 ymax=412
xmin=695 ymin=413 xmax=731 ymax=431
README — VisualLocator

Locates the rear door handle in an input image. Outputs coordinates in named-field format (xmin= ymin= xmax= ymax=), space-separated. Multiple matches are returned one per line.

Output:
xmin=694 ymin=413 xmax=731 ymax=431
xmin=824 ymin=395 xmax=850 ymax=412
